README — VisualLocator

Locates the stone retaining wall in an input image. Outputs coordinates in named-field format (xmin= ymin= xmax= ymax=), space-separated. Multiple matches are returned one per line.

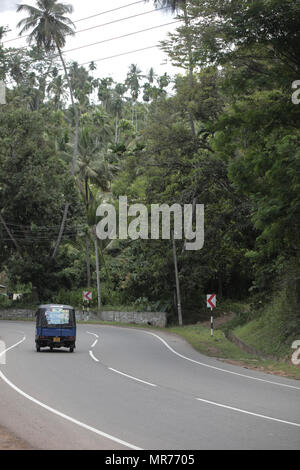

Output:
xmin=96 ymin=310 xmax=167 ymax=327
xmin=0 ymin=309 xmax=167 ymax=328
xmin=0 ymin=309 xmax=35 ymax=320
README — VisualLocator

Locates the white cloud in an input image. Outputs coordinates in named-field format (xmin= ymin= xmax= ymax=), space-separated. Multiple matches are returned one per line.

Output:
xmin=0 ymin=0 xmax=17 ymax=13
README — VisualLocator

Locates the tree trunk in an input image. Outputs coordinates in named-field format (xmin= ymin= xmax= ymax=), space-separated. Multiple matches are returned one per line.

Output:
xmin=0 ymin=214 xmax=21 ymax=253
xmin=183 ymin=4 xmax=196 ymax=137
xmin=85 ymin=233 xmax=91 ymax=288
xmin=115 ymin=112 xmax=119 ymax=144
xmin=57 ymin=45 xmax=79 ymax=176
xmin=172 ymin=233 xmax=183 ymax=326
xmin=218 ymin=273 xmax=223 ymax=298
xmin=51 ymin=202 xmax=70 ymax=260
xmin=94 ymin=233 xmax=101 ymax=312
xmin=51 ymin=45 xmax=80 ymax=260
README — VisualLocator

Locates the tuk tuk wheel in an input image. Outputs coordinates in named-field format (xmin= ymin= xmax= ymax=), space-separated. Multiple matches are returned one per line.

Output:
xmin=70 ymin=347 xmax=74 ymax=353
xmin=36 ymin=345 xmax=40 ymax=352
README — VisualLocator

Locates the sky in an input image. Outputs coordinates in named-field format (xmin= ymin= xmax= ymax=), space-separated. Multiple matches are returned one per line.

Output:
xmin=0 ymin=0 xmax=182 ymax=83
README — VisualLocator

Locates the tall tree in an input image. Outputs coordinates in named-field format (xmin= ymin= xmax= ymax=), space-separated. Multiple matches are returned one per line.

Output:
xmin=17 ymin=0 xmax=80 ymax=259
xmin=74 ymin=126 xmax=112 ymax=287
xmin=145 ymin=0 xmax=186 ymax=12
xmin=125 ymin=64 xmax=143 ymax=131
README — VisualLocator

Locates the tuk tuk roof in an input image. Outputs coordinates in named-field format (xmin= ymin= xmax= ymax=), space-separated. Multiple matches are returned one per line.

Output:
xmin=38 ymin=304 xmax=75 ymax=310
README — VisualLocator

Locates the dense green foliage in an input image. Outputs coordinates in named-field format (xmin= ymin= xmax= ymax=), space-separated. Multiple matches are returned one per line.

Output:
xmin=0 ymin=0 xmax=300 ymax=338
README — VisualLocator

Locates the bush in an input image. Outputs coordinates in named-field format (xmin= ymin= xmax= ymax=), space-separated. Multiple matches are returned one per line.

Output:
xmin=50 ymin=285 xmax=129 ymax=309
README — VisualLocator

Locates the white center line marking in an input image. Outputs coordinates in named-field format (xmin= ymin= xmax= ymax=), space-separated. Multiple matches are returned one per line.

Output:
xmin=0 ymin=338 xmax=141 ymax=450
xmin=89 ymin=350 xmax=100 ymax=362
xmin=109 ymin=367 xmax=157 ymax=388
xmin=87 ymin=332 xmax=99 ymax=338
xmin=196 ymin=397 xmax=300 ymax=428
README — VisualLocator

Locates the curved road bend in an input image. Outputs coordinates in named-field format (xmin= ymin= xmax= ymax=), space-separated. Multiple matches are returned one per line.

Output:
xmin=0 ymin=322 xmax=300 ymax=450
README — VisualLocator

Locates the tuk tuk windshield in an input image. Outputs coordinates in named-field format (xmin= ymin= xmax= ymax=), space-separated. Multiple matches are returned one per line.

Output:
xmin=41 ymin=307 xmax=75 ymax=328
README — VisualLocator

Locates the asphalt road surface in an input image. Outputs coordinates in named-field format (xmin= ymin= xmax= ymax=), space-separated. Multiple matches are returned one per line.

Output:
xmin=0 ymin=321 xmax=300 ymax=450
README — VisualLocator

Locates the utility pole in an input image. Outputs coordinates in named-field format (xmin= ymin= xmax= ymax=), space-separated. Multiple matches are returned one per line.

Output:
xmin=0 ymin=80 xmax=6 ymax=105
xmin=93 ymin=226 xmax=101 ymax=313
xmin=172 ymin=233 xmax=183 ymax=326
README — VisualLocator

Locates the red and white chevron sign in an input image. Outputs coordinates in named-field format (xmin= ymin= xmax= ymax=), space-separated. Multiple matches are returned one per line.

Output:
xmin=83 ymin=291 xmax=92 ymax=301
xmin=207 ymin=294 xmax=216 ymax=309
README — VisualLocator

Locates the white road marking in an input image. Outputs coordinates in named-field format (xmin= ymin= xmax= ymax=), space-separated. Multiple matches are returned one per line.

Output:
xmin=143 ymin=331 xmax=300 ymax=391
xmin=109 ymin=367 xmax=157 ymax=388
xmin=0 ymin=341 xmax=6 ymax=365
xmin=87 ymin=332 xmax=99 ymax=348
xmin=89 ymin=350 xmax=100 ymax=362
xmin=0 ymin=336 xmax=26 ymax=359
xmin=0 ymin=338 xmax=141 ymax=450
xmin=196 ymin=397 xmax=300 ymax=428
xmin=87 ymin=332 xmax=99 ymax=339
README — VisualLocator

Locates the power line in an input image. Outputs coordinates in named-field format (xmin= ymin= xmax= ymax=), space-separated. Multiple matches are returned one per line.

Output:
xmin=2 ymin=3 xmax=166 ymax=45
xmin=78 ymin=45 xmax=161 ymax=68
xmin=74 ymin=0 xmax=146 ymax=23
xmin=62 ymin=21 xmax=180 ymax=56
xmin=5 ymin=230 xmax=83 ymax=236
xmin=1 ymin=237 xmax=79 ymax=244
xmin=73 ymin=7 xmax=167 ymax=36
xmin=4 ymin=222 xmax=86 ymax=228
xmin=2 ymin=0 xmax=146 ymax=43
xmin=4 ymin=45 xmax=162 ymax=77
xmin=3 ymin=20 xmax=175 ymax=73
xmin=3 ymin=225 xmax=87 ymax=233
xmin=2 ymin=5 xmax=172 ymax=68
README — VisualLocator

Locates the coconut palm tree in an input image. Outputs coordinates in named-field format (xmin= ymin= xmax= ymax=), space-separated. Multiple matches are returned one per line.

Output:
xmin=17 ymin=0 xmax=80 ymax=259
xmin=47 ymin=73 xmax=68 ymax=109
xmin=125 ymin=64 xmax=144 ymax=131
xmin=74 ymin=127 xmax=112 ymax=287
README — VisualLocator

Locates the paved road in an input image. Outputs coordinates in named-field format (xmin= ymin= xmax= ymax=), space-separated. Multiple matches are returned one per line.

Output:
xmin=0 ymin=321 xmax=300 ymax=450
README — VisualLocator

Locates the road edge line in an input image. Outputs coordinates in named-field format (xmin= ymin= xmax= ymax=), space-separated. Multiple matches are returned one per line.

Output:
xmin=0 ymin=339 xmax=142 ymax=450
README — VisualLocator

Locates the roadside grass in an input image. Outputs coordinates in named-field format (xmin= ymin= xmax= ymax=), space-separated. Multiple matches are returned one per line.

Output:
xmin=234 ymin=319 xmax=290 ymax=358
xmin=166 ymin=325 xmax=300 ymax=379
xmin=166 ymin=325 xmax=252 ymax=361
xmin=233 ymin=296 xmax=296 ymax=359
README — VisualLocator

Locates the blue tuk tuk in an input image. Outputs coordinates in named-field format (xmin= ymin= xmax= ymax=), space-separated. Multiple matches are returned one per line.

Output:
xmin=35 ymin=304 xmax=76 ymax=353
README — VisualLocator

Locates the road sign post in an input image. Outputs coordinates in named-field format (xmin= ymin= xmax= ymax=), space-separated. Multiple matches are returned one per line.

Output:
xmin=83 ymin=291 xmax=92 ymax=320
xmin=207 ymin=294 xmax=216 ymax=337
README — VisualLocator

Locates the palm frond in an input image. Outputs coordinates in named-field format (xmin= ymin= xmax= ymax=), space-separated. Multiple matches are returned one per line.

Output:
xmin=17 ymin=0 xmax=75 ymax=51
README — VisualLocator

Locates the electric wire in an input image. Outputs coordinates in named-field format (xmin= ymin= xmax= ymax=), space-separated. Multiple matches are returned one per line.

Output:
xmin=63 ymin=21 xmax=180 ymax=56
xmin=1 ymin=6 xmax=175 ymax=73
xmin=78 ymin=45 xmax=161 ymax=68
xmin=2 ymin=4 xmax=168 ymax=45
